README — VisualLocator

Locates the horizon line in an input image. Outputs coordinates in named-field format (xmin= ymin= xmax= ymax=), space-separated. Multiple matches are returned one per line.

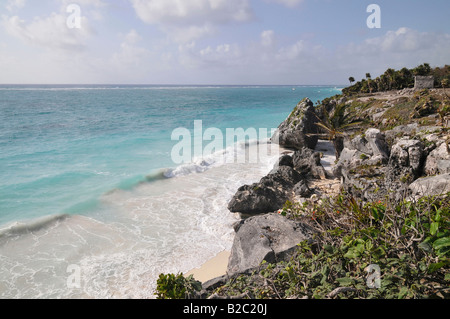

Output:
xmin=0 ymin=83 xmax=347 ymax=87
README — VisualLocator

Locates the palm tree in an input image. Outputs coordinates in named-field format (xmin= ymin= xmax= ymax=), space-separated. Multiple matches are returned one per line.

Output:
xmin=366 ymin=73 xmax=374 ymax=93
xmin=312 ymin=104 xmax=362 ymax=159
xmin=385 ymin=68 xmax=396 ymax=90
xmin=349 ymin=77 xmax=355 ymax=86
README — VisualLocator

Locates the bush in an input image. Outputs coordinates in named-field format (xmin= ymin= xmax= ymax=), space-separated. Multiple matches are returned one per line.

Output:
xmin=155 ymin=273 xmax=202 ymax=299
xmin=208 ymin=192 xmax=449 ymax=299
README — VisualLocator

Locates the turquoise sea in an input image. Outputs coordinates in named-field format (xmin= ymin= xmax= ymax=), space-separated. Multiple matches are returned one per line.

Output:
xmin=0 ymin=85 xmax=341 ymax=298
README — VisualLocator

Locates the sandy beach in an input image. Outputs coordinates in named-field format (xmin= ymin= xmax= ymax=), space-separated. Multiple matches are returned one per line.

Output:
xmin=186 ymin=251 xmax=231 ymax=283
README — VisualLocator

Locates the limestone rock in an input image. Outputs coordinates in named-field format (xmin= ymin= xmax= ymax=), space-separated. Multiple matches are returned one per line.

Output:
xmin=424 ymin=142 xmax=450 ymax=175
xmin=293 ymin=180 xmax=313 ymax=197
xmin=227 ymin=213 xmax=314 ymax=276
xmin=384 ymin=138 xmax=425 ymax=200
xmin=228 ymin=166 xmax=302 ymax=216
xmin=389 ymin=138 xmax=424 ymax=177
xmin=409 ymin=174 xmax=450 ymax=199
xmin=333 ymin=128 xmax=389 ymax=177
xmin=292 ymin=147 xmax=327 ymax=179
xmin=227 ymin=183 xmax=286 ymax=216
xmin=271 ymin=98 xmax=319 ymax=150
xmin=275 ymin=154 xmax=294 ymax=168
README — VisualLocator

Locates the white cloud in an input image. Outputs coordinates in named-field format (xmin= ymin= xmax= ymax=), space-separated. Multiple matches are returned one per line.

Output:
xmin=337 ymin=27 xmax=450 ymax=76
xmin=266 ymin=0 xmax=304 ymax=8
xmin=1 ymin=13 xmax=93 ymax=52
xmin=0 ymin=0 xmax=107 ymax=53
xmin=130 ymin=0 xmax=253 ymax=43
xmin=5 ymin=0 xmax=26 ymax=12
xmin=165 ymin=24 xmax=215 ymax=44
xmin=130 ymin=0 xmax=252 ymax=25
xmin=111 ymin=29 xmax=150 ymax=67
xmin=261 ymin=30 xmax=275 ymax=47
xmin=364 ymin=27 xmax=443 ymax=54
xmin=59 ymin=0 xmax=105 ymax=7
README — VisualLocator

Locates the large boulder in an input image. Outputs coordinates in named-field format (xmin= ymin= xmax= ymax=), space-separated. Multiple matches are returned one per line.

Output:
xmin=227 ymin=213 xmax=314 ymax=276
xmin=388 ymin=138 xmax=425 ymax=179
xmin=333 ymin=128 xmax=389 ymax=178
xmin=335 ymin=128 xmax=389 ymax=175
xmin=227 ymin=184 xmax=287 ymax=216
xmin=271 ymin=98 xmax=319 ymax=150
xmin=228 ymin=166 xmax=302 ymax=216
xmin=385 ymin=138 xmax=425 ymax=200
xmin=363 ymin=128 xmax=391 ymax=160
xmin=409 ymin=174 xmax=450 ymax=200
xmin=292 ymin=147 xmax=327 ymax=179
xmin=424 ymin=142 xmax=450 ymax=175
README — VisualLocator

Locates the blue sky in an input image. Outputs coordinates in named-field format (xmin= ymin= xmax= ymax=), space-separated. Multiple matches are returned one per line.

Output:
xmin=1 ymin=0 xmax=449 ymax=84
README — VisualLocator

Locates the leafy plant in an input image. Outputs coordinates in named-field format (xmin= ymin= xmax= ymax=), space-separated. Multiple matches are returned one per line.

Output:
xmin=155 ymin=273 xmax=202 ymax=299
xmin=207 ymin=192 xmax=450 ymax=299
xmin=311 ymin=103 xmax=363 ymax=159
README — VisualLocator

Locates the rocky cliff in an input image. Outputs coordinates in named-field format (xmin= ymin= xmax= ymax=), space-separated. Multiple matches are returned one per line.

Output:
xmin=196 ymin=87 xmax=449 ymax=299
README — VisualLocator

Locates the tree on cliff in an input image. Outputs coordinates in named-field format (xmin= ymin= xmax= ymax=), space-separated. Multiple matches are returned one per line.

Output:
xmin=313 ymin=104 xmax=362 ymax=159
xmin=349 ymin=77 xmax=355 ymax=86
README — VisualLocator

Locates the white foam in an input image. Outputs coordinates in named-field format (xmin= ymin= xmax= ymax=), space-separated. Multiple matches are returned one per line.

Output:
xmin=0 ymin=139 xmax=281 ymax=299
xmin=164 ymin=138 xmax=277 ymax=179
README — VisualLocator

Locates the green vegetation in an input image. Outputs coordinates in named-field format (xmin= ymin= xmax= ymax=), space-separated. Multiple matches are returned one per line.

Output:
xmin=317 ymin=84 xmax=449 ymax=134
xmin=208 ymin=193 xmax=450 ymax=299
xmin=313 ymin=103 xmax=363 ymax=159
xmin=155 ymin=273 xmax=201 ymax=299
xmin=343 ymin=64 xmax=450 ymax=96
xmin=154 ymin=64 xmax=450 ymax=300
xmin=155 ymin=192 xmax=449 ymax=299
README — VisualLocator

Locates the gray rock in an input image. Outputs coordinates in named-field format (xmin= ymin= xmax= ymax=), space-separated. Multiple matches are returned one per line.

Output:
xmin=409 ymin=173 xmax=450 ymax=199
xmin=293 ymin=180 xmax=313 ymax=197
xmin=384 ymin=123 xmax=420 ymax=144
xmin=292 ymin=147 xmax=327 ymax=179
xmin=263 ymin=165 xmax=303 ymax=188
xmin=424 ymin=142 xmax=450 ymax=175
xmin=227 ymin=183 xmax=286 ymax=216
xmin=333 ymin=128 xmax=389 ymax=177
xmin=389 ymin=138 xmax=424 ymax=177
xmin=385 ymin=138 xmax=425 ymax=199
xmin=227 ymin=213 xmax=314 ymax=276
xmin=228 ymin=166 xmax=302 ymax=216
xmin=276 ymin=154 xmax=294 ymax=168
xmin=271 ymin=98 xmax=319 ymax=150
xmin=365 ymin=128 xmax=390 ymax=159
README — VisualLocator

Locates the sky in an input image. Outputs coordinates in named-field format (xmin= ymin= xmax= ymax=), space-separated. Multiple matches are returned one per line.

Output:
xmin=0 ymin=0 xmax=449 ymax=85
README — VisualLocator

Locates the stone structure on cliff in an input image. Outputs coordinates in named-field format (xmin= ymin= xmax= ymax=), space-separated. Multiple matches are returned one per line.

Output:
xmin=414 ymin=76 xmax=434 ymax=90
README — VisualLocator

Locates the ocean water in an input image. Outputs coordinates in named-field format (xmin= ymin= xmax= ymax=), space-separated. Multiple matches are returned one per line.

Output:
xmin=0 ymin=85 xmax=341 ymax=298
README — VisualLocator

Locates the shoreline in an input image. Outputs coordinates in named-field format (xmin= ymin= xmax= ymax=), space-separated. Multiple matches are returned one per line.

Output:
xmin=183 ymin=140 xmax=336 ymax=285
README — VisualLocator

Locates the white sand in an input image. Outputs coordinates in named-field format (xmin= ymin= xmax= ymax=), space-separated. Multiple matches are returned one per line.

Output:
xmin=185 ymin=251 xmax=231 ymax=283
xmin=315 ymin=139 xmax=336 ymax=173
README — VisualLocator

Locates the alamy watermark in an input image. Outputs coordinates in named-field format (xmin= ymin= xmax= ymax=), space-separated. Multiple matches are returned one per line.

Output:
xmin=367 ymin=4 xmax=381 ymax=29
xmin=66 ymin=3 xmax=82 ymax=29
xmin=366 ymin=264 xmax=382 ymax=289
xmin=67 ymin=264 xmax=81 ymax=289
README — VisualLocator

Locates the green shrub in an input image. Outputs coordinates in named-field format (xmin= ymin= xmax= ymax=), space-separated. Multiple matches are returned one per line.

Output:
xmin=208 ymin=192 xmax=449 ymax=299
xmin=155 ymin=273 xmax=202 ymax=299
